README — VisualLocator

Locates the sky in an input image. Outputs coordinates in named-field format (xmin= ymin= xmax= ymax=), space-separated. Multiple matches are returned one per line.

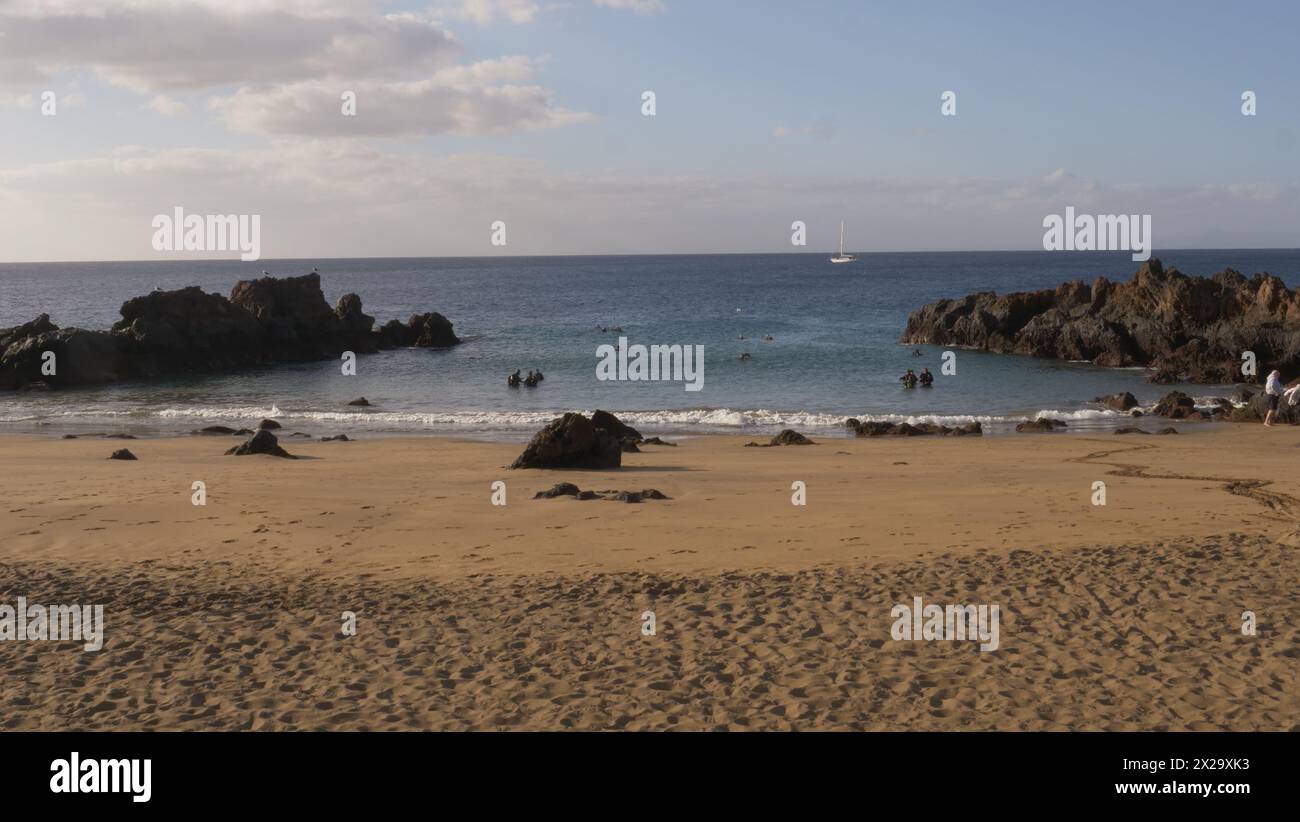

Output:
xmin=0 ymin=0 xmax=1298 ymax=262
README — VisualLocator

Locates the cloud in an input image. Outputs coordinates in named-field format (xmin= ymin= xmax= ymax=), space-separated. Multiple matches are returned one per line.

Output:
xmin=149 ymin=94 xmax=189 ymax=116
xmin=431 ymin=0 xmax=542 ymax=24
xmin=0 ymin=0 xmax=460 ymax=93
xmin=210 ymin=56 xmax=594 ymax=137
xmin=593 ymin=0 xmax=665 ymax=14
xmin=2 ymin=145 xmax=1296 ymax=262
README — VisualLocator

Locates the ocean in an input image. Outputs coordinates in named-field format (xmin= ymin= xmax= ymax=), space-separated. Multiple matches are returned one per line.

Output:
xmin=2 ymin=249 xmax=1296 ymax=439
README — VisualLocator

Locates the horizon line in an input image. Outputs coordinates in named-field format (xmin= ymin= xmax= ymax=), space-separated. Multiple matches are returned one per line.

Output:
xmin=4 ymin=246 xmax=1300 ymax=267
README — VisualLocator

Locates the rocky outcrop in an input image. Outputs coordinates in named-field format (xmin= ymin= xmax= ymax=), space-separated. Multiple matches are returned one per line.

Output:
xmin=1015 ymin=417 xmax=1067 ymax=432
xmin=510 ymin=413 xmax=623 ymax=470
xmin=0 ymin=273 xmax=461 ymax=390
xmin=108 ymin=448 xmax=138 ymax=460
xmin=901 ymin=259 xmax=1300 ymax=384
xmin=846 ymin=419 xmax=982 ymax=437
xmin=1231 ymin=391 xmax=1300 ymax=424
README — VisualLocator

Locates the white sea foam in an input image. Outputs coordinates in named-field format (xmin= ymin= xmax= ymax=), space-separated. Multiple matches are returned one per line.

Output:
xmin=0 ymin=403 xmax=1147 ymax=433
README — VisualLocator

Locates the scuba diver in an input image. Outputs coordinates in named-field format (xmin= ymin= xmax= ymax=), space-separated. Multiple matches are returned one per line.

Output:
xmin=900 ymin=369 xmax=918 ymax=389
xmin=919 ymin=368 xmax=934 ymax=387
xmin=507 ymin=369 xmax=522 ymax=387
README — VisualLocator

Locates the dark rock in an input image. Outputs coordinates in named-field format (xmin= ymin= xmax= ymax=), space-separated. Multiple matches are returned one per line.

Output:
xmin=1131 ymin=409 xmax=1143 ymax=417
xmin=347 ymin=397 xmax=371 ymax=407
xmin=375 ymin=313 xmax=461 ymax=348
xmin=193 ymin=426 xmax=239 ymax=436
xmin=225 ymin=430 xmax=295 ymax=458
xmin=1095 ymin=391 xmax=1139 ymax=411
xmin=288 ymin=432 xmax=313 ymax=438
xmin=620 ymin=440 xmax=641 ymax=453
xmin=1157 ymin=427 xmax=1179 ymax=434
xmin=62 ymin=434 xmax=77 ymax=439
xmin=1015 ymin=417 xmax=1067 ymax=432
xmin=901 ymin=259 xmax=1300 ymax=384
xmin=534 ymin=482 xmax=581 ymax=499
xmin=320 ymin=434 xmax=351 ymax=442
xmin=577 ymin=491 xmax=602 ymax=500
xmin=640 ymin=437 xmax=677 ymax=446
xmin=762 ymin=429 xmax=815 ymax=446
xmin=1231 ymin=386 xmax=1256 ymax=404
xmin=258 ymin=419 xmax=281 ymax=430
xmin=1114 ymin=426 xmax=1150 ymax=435
xmin=1235 ymin=390 xmax=1300 ymax=424
xmin=591 ymin=410 xmax=642 ymax=443
xmin=1 ymin=274 xmax=460 ymax=391
xmin=1152 ymin=391 xmax=1197 ymax=418
xmin=638 ymin=489 xmax=669 ymax=500
xmin=850 ymin=420 xmax=982 ymax=437
xmin=101 ymin=433 xmax=137 ymax=439
xmin=510 ymin=413 xmax=622 ymax=470
xmin=108 ymin=448 xmax=137 ymax=460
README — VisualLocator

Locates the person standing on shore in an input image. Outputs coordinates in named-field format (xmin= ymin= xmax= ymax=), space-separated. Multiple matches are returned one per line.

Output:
xmin=1264 ymin=369 xmax=1284 ymax=426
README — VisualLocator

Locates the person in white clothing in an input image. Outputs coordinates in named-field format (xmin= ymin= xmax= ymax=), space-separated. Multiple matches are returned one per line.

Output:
xmin=1264 ymin=369 xmax=1285 ymax=426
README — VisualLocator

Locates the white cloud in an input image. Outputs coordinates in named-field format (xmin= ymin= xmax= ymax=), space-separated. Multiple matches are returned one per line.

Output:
xmin=0 ymin=0 xmax=460 ymax=93
xmin=210 ymin=56 xmax=594 ymax=137
xmin=593 ymin=0 xmax=665 ymax=14
xmin=2 ymin=144 xmax=1296 ymax=261
xmin=149 ymin=94 xmax=190 ymax=116
xmin=432 ymin=0 xmax=543 ymax=24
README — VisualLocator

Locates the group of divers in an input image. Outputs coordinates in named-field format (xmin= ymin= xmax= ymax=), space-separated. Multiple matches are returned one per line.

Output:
xmin=507 ymin=369 xmax=545 ymax=388
xmin=900 ymin=349 xmax=933 ymax=388
xmin=506 ymin=347 xmax=934 ymax=389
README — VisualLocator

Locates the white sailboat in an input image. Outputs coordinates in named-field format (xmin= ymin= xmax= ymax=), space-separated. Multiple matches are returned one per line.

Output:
xmin=830 ymin=221 xmax=856 ymax=263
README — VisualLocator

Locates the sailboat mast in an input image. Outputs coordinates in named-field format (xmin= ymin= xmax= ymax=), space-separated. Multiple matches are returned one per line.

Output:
xmin=839 ymin=221 xmax=844 ymax=256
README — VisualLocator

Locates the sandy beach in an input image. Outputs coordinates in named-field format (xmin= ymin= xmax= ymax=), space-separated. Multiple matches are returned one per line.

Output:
xmin=1 ymin=426 xmax=1297 ymax=730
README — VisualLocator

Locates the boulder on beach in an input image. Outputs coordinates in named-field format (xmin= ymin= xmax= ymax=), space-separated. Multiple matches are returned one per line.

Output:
xmin=1157 ymin=427 xmax=1179 ymax=434
xmin=640 ymin=437 xmax=677 ymax=446
xmin=534 ymin=482 xmax=581 ymax=499
xmin=1095 ymin=391 xmax=1139 ymax=412
xmin=1015 ymin=417 xmax=1067 ymax=433
xmin=320 ymin=434 xmax=351 ymax=442
xmin=258 ymin=419 xmax=281 ymax=430
xmin=193 ymin=425 xmax=239 ymax=436
xmin=347 ymin=397 xmax=371 ymax=407
xmin=510 ymin=413 xmax=622 ymax=470
xmin=225 ymin=430 xmax=295 ymax=458
xmin=591 ymin=410 xmax=642 ymax=443
xmin=900 ymin=259 xmax=1300 ymax=384
xmin=1114 ymin=426 xmax=1150 ymax=435
xmin=108 ymin=448 xmax=137 ymax=460
xmin=747 ymin=429 xmax=815 ymax=447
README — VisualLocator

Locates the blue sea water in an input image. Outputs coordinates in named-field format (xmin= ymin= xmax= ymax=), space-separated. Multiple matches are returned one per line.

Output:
xmin=1 ymin=249 xmax=1296 ymax=439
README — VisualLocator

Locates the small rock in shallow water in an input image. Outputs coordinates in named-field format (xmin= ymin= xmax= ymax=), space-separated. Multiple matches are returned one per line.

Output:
xmin=108 ymin=449 xmax=137 ymax=460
